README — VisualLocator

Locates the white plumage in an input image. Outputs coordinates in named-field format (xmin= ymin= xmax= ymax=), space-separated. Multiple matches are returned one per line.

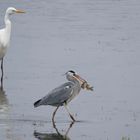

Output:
xmin=0 ymin=7 xmax=25 ymax=88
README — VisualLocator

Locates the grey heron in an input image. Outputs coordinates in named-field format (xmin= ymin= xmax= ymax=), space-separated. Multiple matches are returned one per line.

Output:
xmin=0 ymin=7 xmax=25 ymax=89
xmin=34 ymin=70 xmax=93 ymax=122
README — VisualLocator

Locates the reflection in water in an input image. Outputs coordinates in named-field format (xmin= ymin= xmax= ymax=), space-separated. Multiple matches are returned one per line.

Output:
xmin=0 ymin=88 xmax=9 ymax=114
xmin=0 ymin=88 xmax=11 ymax=140
xmin=0 ymin=63 xmax=4 ymax=90
xmin=34 ymin=122 xmax=74 ymax=140
xmin=0 ymin=88 xmax=23 ymax=140
xmin=0 ymin=88 xmax=17 ymax=140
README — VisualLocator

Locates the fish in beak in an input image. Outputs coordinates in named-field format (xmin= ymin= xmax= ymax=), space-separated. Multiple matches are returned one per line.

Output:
xmin=74 ymin=74 xmax=93 ymax=91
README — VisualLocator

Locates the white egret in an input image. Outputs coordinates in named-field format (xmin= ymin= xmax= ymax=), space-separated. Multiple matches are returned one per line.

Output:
xmin=0 ymin=7 xmax=25 ymax=88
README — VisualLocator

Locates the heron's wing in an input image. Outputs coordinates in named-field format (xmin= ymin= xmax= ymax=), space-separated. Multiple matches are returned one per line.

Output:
xmin=39 ymin=82 xmax=74 ymax=106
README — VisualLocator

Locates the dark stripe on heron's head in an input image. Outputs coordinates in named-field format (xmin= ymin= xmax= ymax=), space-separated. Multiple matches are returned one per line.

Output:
xmin=68 ymin=70 xmax=76 ymax=74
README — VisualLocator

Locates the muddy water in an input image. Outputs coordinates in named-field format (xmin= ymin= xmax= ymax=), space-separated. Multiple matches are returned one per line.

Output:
xmin=0 ymin=0 xmax=140 ymax=140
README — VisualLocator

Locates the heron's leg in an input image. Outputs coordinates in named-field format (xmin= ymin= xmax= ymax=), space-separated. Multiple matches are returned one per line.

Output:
xmin=52 ymin=106 xmax=59 ymax=125
xmin=53 ymin=122 xmax=61 ymax=136
xmin=64 ymin=104 xmax=75 ymax=122
xmin=1 ymin=58 xmax=4 ymax=90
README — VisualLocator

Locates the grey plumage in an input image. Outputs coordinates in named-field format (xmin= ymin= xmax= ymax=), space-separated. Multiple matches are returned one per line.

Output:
xmin=34 ymin=81 xmax=80 ymax=107
xmin=34 ymin=70 xmax=90 ymax=122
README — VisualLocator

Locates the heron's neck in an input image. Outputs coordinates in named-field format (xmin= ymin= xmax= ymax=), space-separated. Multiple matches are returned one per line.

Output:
xmin=67 ymin=75 xmax=81 ymax=88
xmin=71 ymin=79 xmax=81 ymax=93
xmin=4 ymin=13 xmax=11 ymax=43
xmin=71 ymin=79 xmax=79 ymax=85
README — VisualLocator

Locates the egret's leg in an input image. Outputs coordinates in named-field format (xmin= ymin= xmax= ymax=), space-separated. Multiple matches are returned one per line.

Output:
xmin=64 ymin=104 xmax=75 ymax=122
xmin=1 ymin=58 xmax=4 ymax=89
xmin=52 ymin=106 xmax=59 ymax=124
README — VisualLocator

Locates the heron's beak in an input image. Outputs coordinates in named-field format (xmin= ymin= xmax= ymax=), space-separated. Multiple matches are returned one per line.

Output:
xmin=74 ymin=74 xmax=94 ymax=91
xmin=16 ymin=10 xmax=26 ymax=13
xmin=74 ymin=74 xmax=86 ymax=84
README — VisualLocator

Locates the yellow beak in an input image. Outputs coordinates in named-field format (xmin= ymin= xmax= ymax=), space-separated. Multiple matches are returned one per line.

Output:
xmin=16 ymin=9 xmax=26 ymax=13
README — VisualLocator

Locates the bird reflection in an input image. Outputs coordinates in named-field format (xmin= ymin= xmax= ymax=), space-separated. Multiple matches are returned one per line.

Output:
xmin=34 ymin=121 xmax=74 ymax=140
xmin=0 ymin=87 xmax=9 ymax=112
xmin=0 ymin=72 xmax=4 ymax=90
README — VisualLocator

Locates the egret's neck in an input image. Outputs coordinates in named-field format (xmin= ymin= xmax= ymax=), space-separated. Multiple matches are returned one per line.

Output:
xmin=4 ymin=13 xmax=11 ymax=44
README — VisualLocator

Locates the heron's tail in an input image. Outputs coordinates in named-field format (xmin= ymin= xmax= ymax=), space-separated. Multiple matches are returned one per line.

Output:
xmin=34 ymin=99 xmax=41 ymax=108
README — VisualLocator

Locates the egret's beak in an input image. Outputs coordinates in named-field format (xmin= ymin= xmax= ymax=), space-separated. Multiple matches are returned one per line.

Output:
xmin=16 ymin=9 xmax=25 ymax=13
xmin=74 ymin=74 xmax=94 ymax=91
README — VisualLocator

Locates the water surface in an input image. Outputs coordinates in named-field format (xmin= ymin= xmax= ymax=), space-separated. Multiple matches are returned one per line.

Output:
xmin=0 ymin=0 xmax=140 ymax=140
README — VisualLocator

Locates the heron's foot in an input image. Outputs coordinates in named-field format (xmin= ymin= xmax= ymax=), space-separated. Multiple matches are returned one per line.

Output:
xmin=70 ymin=114 xmax=76 ymax=122
xmin=70 ymin=121 xmax=74 ymax=128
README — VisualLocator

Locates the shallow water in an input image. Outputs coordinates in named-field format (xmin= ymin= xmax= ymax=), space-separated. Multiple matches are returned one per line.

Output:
xmin=0 ymin=0 xmax=140 ymax=140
